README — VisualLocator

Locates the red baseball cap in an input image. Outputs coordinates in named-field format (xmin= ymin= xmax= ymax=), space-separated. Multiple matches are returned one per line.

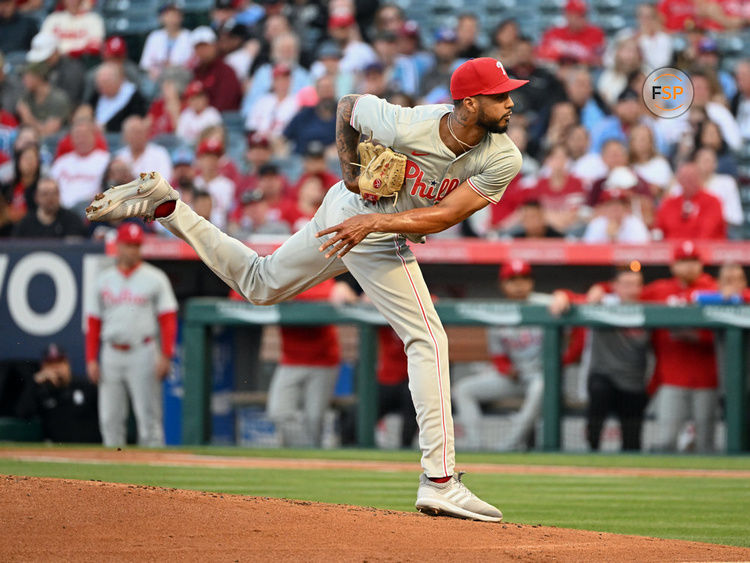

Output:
xmin=272 ymin=63 xmax=292 ymax=78
xmin=329 ymin=13 xmax=355 ymax=28
xmin=450 ymin=57 xmax=528 ymax=100
xmin=565 ymin=0 xmax=587 ymax=15
xmin=117 ymin=222 xmax=144 ymax=245
xmin=600 ymin=187 xmax=630 ymax=203
xmin=103 ymin=36 xmax=127 ymax=58
xmin=500 ymin=260 xmax=532 ymax=280
xmin=183 ymin=80 xmax=206 ymax=99
xmin=196 ymin=137 xmax=224 ymax=157
xmin=674 ymin=240 xmax=701 ymax=262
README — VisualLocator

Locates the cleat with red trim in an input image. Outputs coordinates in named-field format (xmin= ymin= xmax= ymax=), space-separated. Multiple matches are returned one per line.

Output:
xmin=85 ymin=171 xmax=179 ymax=223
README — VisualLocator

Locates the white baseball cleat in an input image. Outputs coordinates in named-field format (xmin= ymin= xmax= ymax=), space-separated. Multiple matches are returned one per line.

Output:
xmin=85 ymin=171 xmax=179 ymax=222
xmin=415 ymin=472 xmax=503 ymax=523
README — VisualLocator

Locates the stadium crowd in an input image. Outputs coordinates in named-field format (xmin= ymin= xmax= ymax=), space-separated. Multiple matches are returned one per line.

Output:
xmin=1 ymin=0 xmax=750 ymax=240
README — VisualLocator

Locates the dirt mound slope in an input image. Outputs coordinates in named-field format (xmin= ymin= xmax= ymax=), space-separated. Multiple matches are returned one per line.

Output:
xmin=2 ymin=475 xmax=749 ymax=562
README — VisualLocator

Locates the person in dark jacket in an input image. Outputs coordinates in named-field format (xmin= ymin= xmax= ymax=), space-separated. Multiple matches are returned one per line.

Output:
xmin=13 ymin=176 xmax=87 ymax=238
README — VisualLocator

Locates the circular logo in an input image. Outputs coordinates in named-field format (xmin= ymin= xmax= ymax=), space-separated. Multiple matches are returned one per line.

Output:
xmin=642 ymin=67 xmax=693 ymax=118
xmin=373 ymin=179 xmax=382 ymax=189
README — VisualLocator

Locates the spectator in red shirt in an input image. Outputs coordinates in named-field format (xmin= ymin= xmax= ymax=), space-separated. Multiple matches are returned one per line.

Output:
xmin=655 ymin=162 xmax=726 ymax=240
xmin=537 ymin=0 xmax=605 ymax=66
xmin=528 ymin=144 xmax=586 ymax=234
xmin=190 ymin=26 xmax=242 ymax=111
xmin=641 ymin=240 xmax=719 ymax=452
xmin=279 ymin=173 xmax=326 ymax=233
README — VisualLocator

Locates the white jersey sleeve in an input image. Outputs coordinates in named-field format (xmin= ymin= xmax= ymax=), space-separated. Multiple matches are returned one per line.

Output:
xmin=350 ymin=94 xmax=410 ymax=147
xmin=486 ymin=327 xmax=507 ymax=357
xmin=466 ymin=143 xmax=522 ymax=204
xmin=154 ymin=269 xmax=178 ymax=314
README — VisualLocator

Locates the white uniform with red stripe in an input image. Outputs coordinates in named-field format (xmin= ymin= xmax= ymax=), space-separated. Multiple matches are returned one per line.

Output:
xmin=157 ymin=94 xmax=521 ymax=477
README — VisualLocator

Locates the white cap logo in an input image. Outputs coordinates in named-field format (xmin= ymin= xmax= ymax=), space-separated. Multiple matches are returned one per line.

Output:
xmin=496 ymin=60 xmax=507 ymax=77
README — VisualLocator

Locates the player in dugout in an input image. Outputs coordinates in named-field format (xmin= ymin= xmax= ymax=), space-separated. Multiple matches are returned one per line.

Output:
xmin=87 ymin=57 xmax=528 ymax=522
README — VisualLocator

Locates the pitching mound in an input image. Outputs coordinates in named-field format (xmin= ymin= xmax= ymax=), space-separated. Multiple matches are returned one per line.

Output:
xmin=2 ymin=475 xmax=749 ymax=562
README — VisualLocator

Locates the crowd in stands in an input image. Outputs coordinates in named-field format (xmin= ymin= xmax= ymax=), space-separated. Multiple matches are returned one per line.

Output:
xmin=1 ymin=0 xmax=750 ymax=241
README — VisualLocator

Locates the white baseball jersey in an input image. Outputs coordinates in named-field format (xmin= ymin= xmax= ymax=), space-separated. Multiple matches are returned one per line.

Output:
xmin=487 ymin=293 xmax=552 ymax=380
xmin=89 ymin=262 xmax=177 ymax=345
xmin=50 ymin=149 xmax=110 ymax=208
xmin=350 ymin=94 xmax=522 ymax=242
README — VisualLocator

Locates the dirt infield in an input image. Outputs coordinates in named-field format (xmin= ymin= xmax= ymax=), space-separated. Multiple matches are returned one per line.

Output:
xmin=2 ymin=475 xmax=750 ymax=562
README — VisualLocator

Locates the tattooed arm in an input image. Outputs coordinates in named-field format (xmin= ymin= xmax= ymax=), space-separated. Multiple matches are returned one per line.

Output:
xmin=336 ymin=94 xmax=362 ymax=194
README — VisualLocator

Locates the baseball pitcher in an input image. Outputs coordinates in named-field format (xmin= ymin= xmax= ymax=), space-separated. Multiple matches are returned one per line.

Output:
xmin=86 ymin=57 xmax=527 ymax=522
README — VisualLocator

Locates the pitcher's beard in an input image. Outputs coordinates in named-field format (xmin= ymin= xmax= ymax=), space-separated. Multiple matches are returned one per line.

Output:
xmin=478 ymin=110 xmax=510 ymax=134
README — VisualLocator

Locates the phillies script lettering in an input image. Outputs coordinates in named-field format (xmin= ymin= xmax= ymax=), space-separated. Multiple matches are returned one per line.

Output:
xmin=102 ymin=288 xmax=149 ymax=306
xmin=405 ymin=160 xmax=460 ymax=202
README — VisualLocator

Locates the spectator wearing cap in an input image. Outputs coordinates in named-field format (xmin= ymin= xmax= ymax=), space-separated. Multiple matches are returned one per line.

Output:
xmin=241 ymin=32 xmax=311 ymax=118
xmin=89 ymin=62 xmax=147 ymax=133
xmin=175 ymin=80 xmax=223 ymax=145
xmin=194 ymin=137 xmax=235 ymax=229
xmin=309 ymin=41 xmax=355 ymax=99
xmin=293 ymin=141 xmax=339 ymax=191
xmin=86 ymin=222 xmax=178 ymax=448
xmin=537 ymin=0 xmax=605 ymax=66
xmin=528 ymin=145 xmax=587 ymax=235
xmin=420 ymin=27 xmax=465 ymax=102
xmin=26 ymin=32 xmax=86 ymax=106
xmin=15 ymin=342 xmax=101 ymax=443
xmin=0 ymin=0 xmax=38 ymax=53
xmin=639 ymin=240 xmax=719 ymax=453
xmin=245 ymin=63 xmax=299 ymax=141
xmin=656 ymin=162 xmax=726 ymax=240
xmin=39 ymin=0 xmax=104 ymax=57
xmin=16 ymin=61 xmax=71 ymax=137
xmin=505 ymin=37 xmax=566 ymax=118
xmin=190 ymin=26 xmax=243 ymax=112
xmin=218 ymin=19 xmax=257 ymax=83
xmin=283 ymin=75 xmax=337 ymax=155
xmin=83 ymin=36 xmax=144 ymax=103
xmin=455 ymin=13 xmax=482 ymax=60
xmin=170 ymin=147 xmax=196 ymax=190
xmin=731 ymin=59 xmax=750 ymax=140
xmin=139 ymin=4 xmax=192 ymax=81
xmin=582 ymin=178 xmax=650 ymax=243
xmin=50 ymin=119 xmax=109 ymax=209
xmin=679 ymin=148 xmax=743 ymax=237
xmin=590 ymin=89 xmax=666 ymax=154
xmin=12 ymin=176 xmax=87 ymax=238
xmin=228 ymin=187 xmax=290 ymax=237
xmin=328 ymin=12 xmax=378 ymax=73
xmin=236 ymin=132 xmax=272 ymax=194
xmin=117 ymin=116 xmax=173 ymax=181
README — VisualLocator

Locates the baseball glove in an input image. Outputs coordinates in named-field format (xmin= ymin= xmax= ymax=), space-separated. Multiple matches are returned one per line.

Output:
xmin=356 ymin=140 xmax=407 ymax=203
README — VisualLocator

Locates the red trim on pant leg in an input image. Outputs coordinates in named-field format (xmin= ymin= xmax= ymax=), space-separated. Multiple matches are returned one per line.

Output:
xmin=393 ymin=236 xmax=449 ymax=477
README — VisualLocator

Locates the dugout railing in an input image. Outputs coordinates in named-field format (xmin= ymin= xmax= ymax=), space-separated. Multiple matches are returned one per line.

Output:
xmin=182 ymin=299 xmax=749 ymax=453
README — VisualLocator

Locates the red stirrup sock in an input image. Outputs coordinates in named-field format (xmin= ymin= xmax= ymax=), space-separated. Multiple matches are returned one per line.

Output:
xmin=154 ymin=201 xmax=176 ymax=218
xmin=428 ymin=476 xmax=452 ymax=483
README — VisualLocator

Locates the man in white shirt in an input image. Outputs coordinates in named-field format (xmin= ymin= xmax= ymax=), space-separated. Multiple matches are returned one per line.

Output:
xmin=117 ymin=116 xmax=173 ymax=180
xmin=245 ymin=64 xmax=299 ymax=139
xmin=139 ymin=3 xmax=192 ymax=81
xmin=328 ymin=13 xmax=378 ymax=73
xmin=175 ymin=80 xmax=222 ymax=145
xmin=50 ymin=119 xmax=109 ymax=209
xmin=193 ymin=137 xmax=235 ymax=229
xmin=582 ymin=187 xmax=650 ymax=243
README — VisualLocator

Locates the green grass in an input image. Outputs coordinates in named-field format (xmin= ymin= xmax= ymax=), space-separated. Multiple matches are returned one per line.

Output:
xmin=1 ymin=448 xmax=750 ymax=547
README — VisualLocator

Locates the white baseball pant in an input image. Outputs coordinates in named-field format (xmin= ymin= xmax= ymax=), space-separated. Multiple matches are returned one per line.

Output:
xmin=159 ymin=183 xmax=455 ymax=477
xmin=454 ymin=370 xmax=544 ymax=451
xmin=654 ymin=384 xmax=717 ymax=453
xmin=266 ymin=365 xmax=338 ymax=447
xmin=99 ymin=340 xmax=164 ymax=447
